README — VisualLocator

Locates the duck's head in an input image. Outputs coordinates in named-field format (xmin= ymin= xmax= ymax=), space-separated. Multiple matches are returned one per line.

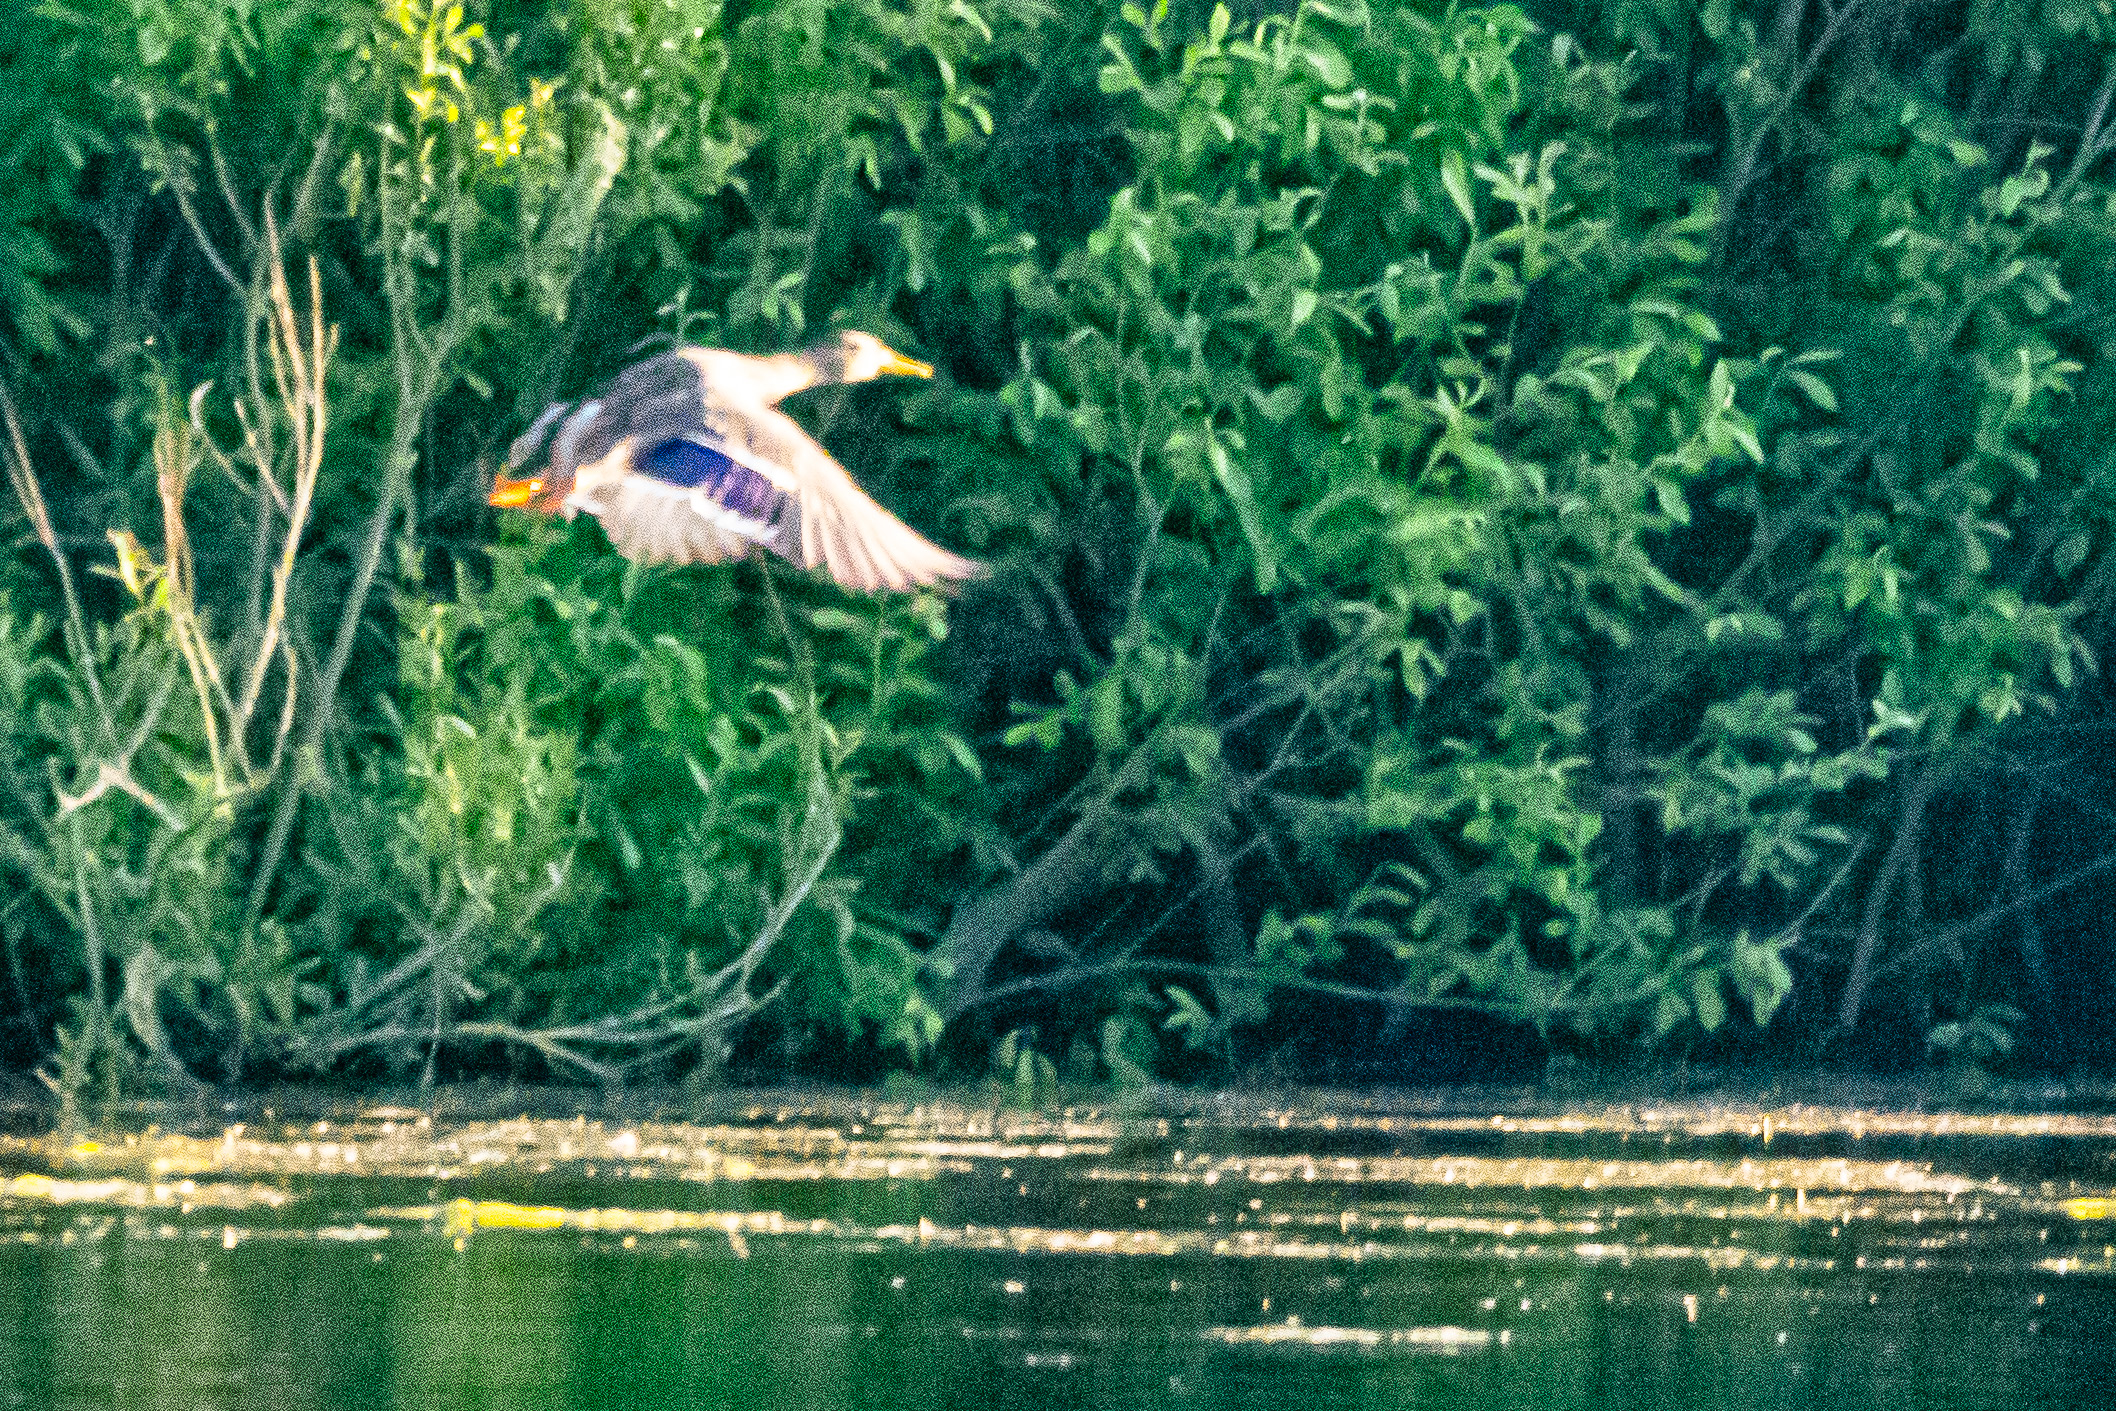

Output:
xmin=817 ymin=330 xmax=934 ymax=385
xmin=489 ymin=402 xmax=578 ymax=513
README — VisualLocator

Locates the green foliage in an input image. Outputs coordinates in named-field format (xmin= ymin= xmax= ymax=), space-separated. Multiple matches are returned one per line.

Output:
xmin=1928 ymin=1004 xmax=2024 ymax=1067
xmin=0 ymin=565 xmax=249 ymax=1085
xmin=924 ymin=0 xmax=1830 ymax=1048
xmin=292 ymin=522 xmax=974 ymax=1080
xmin=5 ymin=0 xmax=2116 ymax=1092
xmin=0 ymin=11 xmax=105 ymax=353
xmin=993 ymin=1026 xmax=1061 ymax=1105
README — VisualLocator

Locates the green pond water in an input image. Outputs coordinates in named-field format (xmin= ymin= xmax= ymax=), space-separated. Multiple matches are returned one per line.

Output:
xmin=0 ymin=1088 xmax=2111 ymax=1410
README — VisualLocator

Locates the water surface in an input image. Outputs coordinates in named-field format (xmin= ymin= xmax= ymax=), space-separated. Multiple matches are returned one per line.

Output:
xmin=1 ymin=1088 xmax=2111 ymax=1409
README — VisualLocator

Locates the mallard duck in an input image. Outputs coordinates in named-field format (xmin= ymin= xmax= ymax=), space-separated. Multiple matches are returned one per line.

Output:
xmin=489 ymin=331 xmax=982 ymax=592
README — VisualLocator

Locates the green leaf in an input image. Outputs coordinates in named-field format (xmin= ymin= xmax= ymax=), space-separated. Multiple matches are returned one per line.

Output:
xmin=1163 ymin=986 xmax=1215 ymax=1049
xmin=1441 ymin=150 xmax=1475 ymax=226
xmin=1690 ymin=971 xmax=1726 ymax=1032
xmin=1785 ymin=369 xmax=1837 ymax=411
xmin=2054 ymin=531 xmax=2090 ymax=575
xmin=1208 ymin=432 xmax=1279 ymax=591
xmin=1652 ymin=990 xmax=1688 ymax=1038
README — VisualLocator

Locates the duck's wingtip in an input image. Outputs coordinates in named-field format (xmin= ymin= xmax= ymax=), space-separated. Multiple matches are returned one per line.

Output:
xmin=921 ymin=552 xmax=990 ymax=591
xmin=838 ymin=555 xmax=987 ymax=595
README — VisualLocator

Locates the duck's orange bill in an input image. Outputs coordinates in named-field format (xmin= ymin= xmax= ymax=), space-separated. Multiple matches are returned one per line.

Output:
xmin=881 ymin=352 xmax=935 ymax=379
xmin=488 ymin=476 xmax=544 ymax=508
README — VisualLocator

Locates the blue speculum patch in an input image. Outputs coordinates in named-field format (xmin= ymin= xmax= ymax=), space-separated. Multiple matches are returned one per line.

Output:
xmin=636 ymin=438 xmax=781 ymax=518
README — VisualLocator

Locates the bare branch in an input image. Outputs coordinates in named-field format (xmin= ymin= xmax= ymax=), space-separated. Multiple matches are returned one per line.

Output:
xmin=236 ymin=217 xmax=332 ymax=741
xmin=55 ymin=762 xmax=184 ymax=831
xmin=168 ymin=177 xmax=244 ymax=297
xmin=0 ymin=380 xmax=109 ymax=734
xmin=1828 ymin=761 xmax=1935 ymax=1043
xmin=1712 ymin=0 xmax=1864 ymax=269
xmin=2062 ymin=57 xmax=2116 ymax=194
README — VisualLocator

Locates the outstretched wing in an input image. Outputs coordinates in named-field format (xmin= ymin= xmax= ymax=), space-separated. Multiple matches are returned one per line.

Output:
xmin=566 ymin=433 xmax=801 ymax=567
xmin=633 ymin=438 xmax=792 ymax=543
xmin=717 ymin=405 xmax=985 ymax=592
xmin=589 ymin=470 xmax=772 ymax=567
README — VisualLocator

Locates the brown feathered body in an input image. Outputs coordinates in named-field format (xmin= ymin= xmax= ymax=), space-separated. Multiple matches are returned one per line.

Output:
xmin=489 ymin=332 xmax=981 ymax=592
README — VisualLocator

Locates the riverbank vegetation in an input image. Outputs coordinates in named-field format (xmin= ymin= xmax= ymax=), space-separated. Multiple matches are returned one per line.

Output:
xmin=3 ymin=0 xmax=2114 ymax=1096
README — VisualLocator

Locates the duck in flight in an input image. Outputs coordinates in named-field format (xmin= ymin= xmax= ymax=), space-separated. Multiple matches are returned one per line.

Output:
xmin=489 ymin=331 xmax=982 ymax=592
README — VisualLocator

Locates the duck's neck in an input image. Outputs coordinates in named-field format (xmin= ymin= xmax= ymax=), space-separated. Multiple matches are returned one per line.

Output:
xmin=794 ymin=339 xmax=853 ymax=388
xmin=762 ymin=349 xmax=837 ymax=399
xmin=683 ymin=347 xmax=833 ymax=407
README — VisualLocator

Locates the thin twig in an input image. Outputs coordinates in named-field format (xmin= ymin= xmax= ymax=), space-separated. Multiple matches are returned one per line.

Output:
xmin=0 ymin=381 xmax=110 ymax=733
xmin=144 ymin=429 xmax=239 ymax=790
xmin=1712 ymin=0 xmax=1864 ymax=269
xmin=64 ymin=814 xmax=107 ymax=1018
xmin=2062 ymin=58 xmax=2116 ymax=194
xmin=55 ymin=762 xmax=185 ymax=831
xmin=237 ymin=220 xmax=332 ymax=743
xmin=168 ymin=177 xmax=244 ymax=296
xmin=246 ymin=149 xmax=440 ymax=923
xmin=205 ymin=124 xmax=259 ymax=255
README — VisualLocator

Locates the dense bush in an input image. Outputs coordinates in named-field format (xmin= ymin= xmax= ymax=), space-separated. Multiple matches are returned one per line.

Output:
xmin=2 ymin=0 xmax=2114 ymax=1092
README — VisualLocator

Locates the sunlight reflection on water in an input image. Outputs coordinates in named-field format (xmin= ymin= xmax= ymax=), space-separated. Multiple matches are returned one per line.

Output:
xmin=0 ymin=1090 xmax=2111 ymax=1409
